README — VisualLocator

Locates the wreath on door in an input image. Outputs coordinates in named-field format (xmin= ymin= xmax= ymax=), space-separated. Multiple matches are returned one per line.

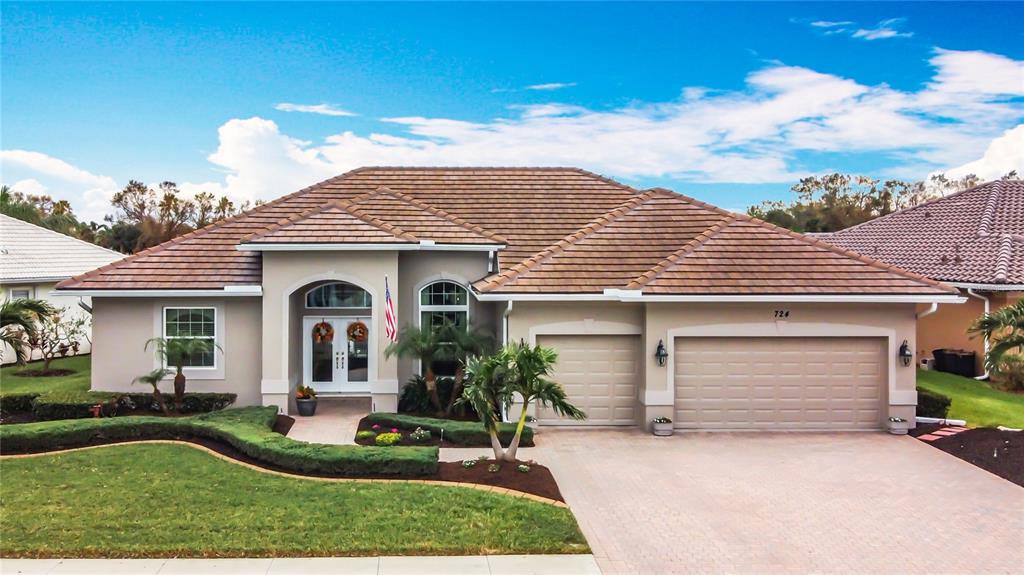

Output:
xmin=347 ymin=320 xmax=369 ymax=343
xmin=311 ymin=321 xmax=334 ymax=344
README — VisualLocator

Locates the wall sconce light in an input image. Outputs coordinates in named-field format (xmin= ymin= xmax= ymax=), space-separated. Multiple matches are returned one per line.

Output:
xmin=899 ymin=340 xmax=913 ymax=367
xmin=655 ymin=339 xmax=668 ymax=366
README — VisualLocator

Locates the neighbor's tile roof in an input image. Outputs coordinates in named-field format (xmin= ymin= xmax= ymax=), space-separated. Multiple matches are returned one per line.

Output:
xmin=0 ymin=214 xmax=124 ymax=283
xmin=56 ymin=167 xmax=954 ymax=296
xmin=824 ymin=180 xmax=1024 ymax=286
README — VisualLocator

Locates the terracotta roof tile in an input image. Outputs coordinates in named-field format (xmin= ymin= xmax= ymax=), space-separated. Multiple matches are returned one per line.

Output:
xmin=825 ymin=180 xmax=1024 ymax=285
xmin=57 ymin=167 xmax=953 ymax=296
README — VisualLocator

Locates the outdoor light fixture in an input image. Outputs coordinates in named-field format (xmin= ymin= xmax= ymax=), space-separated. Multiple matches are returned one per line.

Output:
xmin=655 ymin=339 xmax=668 ymax=366
xmin=899 ymin=340 xmax=913 ymax=367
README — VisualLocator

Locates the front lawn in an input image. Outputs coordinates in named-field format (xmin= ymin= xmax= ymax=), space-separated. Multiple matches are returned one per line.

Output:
xmin=0 ymin=443 xmax=588 ymax=558
xmin=917 ymin=369 xmax=1024 ymax=428
xmin=0 ymin=355 xmax=91 ymax=395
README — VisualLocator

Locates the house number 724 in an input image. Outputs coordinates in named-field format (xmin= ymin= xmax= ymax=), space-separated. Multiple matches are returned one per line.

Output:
xmin=774 ymin=310 xmax=790 ymax=318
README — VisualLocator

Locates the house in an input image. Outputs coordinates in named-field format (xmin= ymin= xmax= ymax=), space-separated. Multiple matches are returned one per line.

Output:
xmin=0 ymin=213 xmax=125 ymax=364
xmin=54 ymin=168 xmax=963 ymax=429
xmin=823 ymin=180 xmax=1022 ymax=377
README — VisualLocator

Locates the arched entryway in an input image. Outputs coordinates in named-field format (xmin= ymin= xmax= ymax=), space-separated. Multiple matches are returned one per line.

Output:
xmin=299 ymin=280 xmax=374 ymax=394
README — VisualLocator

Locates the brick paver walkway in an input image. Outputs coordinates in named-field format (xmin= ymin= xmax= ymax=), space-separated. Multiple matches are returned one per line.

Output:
xmin=444 ymin=428 xmax=1024 ymax=574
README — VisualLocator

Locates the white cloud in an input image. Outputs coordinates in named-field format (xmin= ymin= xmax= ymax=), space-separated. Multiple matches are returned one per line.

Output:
xmin=9 ymin=178 xmax=49 ymax=196
xmin=0 ymin=150 xmax=119 ymax=222
xmin=934 ymin=124 xmax=1024 ymax=181
xmin=273 ymin=102 xmax=356 ymax=117
xmin=810 ymin=20 xmax=853 ymax=28
xmin=852 ymin=18 xmax=914 ymax=40
xmin=524 ymin=82 xmax=577 ymax=91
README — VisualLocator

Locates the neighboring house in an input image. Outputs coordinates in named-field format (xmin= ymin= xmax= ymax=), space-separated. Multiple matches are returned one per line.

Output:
xmin=55 ymin=168 xmax=962 ymax=430
xmin=824 ymin=180 xmax=1022 ymax=377
xmin=0 ymin=213 xmax=125 ymax=364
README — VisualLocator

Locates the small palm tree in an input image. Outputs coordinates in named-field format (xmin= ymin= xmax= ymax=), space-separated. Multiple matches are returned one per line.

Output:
xmin=132 ymin=368 xmax=173 ymax=415
xmin=969 ymin=300 xmax=1024 ymax=372
xmin=459 ymin=342 xmax=586 ymax=461
xmin=145 ymin=337 xmax=222 ymax=411
xmin=385 ymin=325 xmax=447 ymax=413
xmin=0 ymin=298 xmax=54 ymax=365
xmin=436 ymin=321 xmax=494 ymax=417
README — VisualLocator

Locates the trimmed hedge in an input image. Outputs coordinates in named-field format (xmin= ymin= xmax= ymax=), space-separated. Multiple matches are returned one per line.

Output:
xmin=917 ymin=387 xmax=952 ymax=419
xmin=0 ymin=393 xmax=39 ymax=415
xmin=31 ymin=391 xmax=237 ymax=421
xmin=364 ymin=412 xmax=534 ymax=447
xmin=0 ymin=407 xmax=439 ymax=477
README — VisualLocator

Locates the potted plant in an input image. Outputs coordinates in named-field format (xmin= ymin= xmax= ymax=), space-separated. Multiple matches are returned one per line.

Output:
xmin=651 ymin=416 xmax=674 ymax=436
xmin=887 ymin=416 xmax=910 ymax=435
xmin=295 ymin=384 xmax=317 ymax=416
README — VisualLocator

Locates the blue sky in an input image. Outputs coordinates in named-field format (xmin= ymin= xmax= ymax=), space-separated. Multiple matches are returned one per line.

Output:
xmin=2 ymin=2 xmax=1022 ymax=221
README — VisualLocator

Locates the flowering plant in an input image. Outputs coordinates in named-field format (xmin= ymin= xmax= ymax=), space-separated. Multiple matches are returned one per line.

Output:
xmin=517 ymin=464 xmax=530 ymax=473
xmin=462 ymin=459 xmax=478 ymax=468
xmin=356 ymin=430 xmax=377 ymax=440
xmin=889 ymin=417 xmax=907 ymax=423
xmin=410 ymin=427 xmax=432 ymax=442
xmin=375 ymin=432 xmax=402 ymax=446
xmin=295 ymin=385 xmax=316 ymax=400
xmin=487 ymin=463 xmax=501 ymax=473
xmin=651 ymin=416 xmax=672 ymax=424
xmin=371 ymin=424 xmax=381 ymax=430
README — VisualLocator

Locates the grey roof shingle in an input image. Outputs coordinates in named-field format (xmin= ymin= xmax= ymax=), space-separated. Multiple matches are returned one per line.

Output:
xmin=0 ymin=214 xmax=124 ymax=283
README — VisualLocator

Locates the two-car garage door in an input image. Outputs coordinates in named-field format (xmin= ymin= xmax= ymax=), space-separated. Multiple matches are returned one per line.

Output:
xmin=674 ymin=337 xmax=886 ymax=430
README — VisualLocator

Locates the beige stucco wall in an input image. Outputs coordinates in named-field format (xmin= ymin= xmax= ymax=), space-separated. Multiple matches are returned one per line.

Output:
xmin=90 ymin=297 xmax=262 ymax=406
xmin=259 ymin=251 xmax=400 ymax=413
xmin=507 ymin=300 xmax=921 ymax=427
xmin=1 ymin=282 xmax=95 ymax=365
xmin=396 ymin=251 xmax=496 ymax=386
xmin=916 ymin=290 xmax=1022 ymax=376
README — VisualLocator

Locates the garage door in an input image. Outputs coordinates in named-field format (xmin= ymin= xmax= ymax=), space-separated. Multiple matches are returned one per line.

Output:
xmin=674 ymin=337 xmax=886 ymax=430
xmin=537 ymin=335 xmax=639 ymax=426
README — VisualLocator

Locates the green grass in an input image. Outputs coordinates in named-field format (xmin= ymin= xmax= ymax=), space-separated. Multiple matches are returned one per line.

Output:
xmin=0 ymin=443 xmax=588 ymax=558
xmin=0 ymin=355 xmax=91 ymax=395
xmin=917 ymin=369 xmax=1024 ymax=428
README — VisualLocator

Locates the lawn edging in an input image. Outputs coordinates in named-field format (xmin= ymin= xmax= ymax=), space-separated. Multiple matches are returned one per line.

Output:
xmin=364 ymin=412 xmax=534 ymax=447
xmin=0 ymin=407 xmax=439 ymax=477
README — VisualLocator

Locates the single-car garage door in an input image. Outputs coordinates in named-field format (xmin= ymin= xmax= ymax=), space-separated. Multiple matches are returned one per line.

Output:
xmin=537 ymin=334 xmax=639 ymax=426
xmin=674 ymin=337 xmax=886 ymax=430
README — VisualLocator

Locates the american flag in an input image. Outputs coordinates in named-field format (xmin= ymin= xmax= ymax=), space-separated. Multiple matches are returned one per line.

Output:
xmin=384 ymin=275 xmax=397 ymax=342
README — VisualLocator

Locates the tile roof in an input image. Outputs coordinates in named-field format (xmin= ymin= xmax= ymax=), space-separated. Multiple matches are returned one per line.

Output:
xmin=56 ymin=167 xmax=954 ymax=296
xmin=0 ymin=214 xmax=124 ymax=283
xmin=824 ymin=180 xmax=1024 ymax=286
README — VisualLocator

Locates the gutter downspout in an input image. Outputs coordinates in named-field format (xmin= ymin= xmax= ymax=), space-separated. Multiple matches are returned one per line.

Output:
xmin=501 ymin=300 xmax=514 ymax=422
xmin=966 ymin=288 xmax=990 ymax=380
xmin=76 ymin=297 xmax=92 ymax=314
xmin=916 ymin=303 xmax=938 ymax=320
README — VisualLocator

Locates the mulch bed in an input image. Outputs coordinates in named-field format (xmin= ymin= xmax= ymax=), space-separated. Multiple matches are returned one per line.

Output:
xmin=353 ymin=416 xmax=472 ymax=448
xmin=913 ymin=423 xmax=1023 ymax=487
xmin=10 ymin=368 xmax=75 ymax=377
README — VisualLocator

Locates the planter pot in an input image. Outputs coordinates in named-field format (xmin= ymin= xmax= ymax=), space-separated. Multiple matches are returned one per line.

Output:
xmin=651 ymin=421 xmax=674 ymax=436
xmin=296 ymin=398 xmax=318 ymax=417
xmin=887 ymin=420 xmax=911 ymax=435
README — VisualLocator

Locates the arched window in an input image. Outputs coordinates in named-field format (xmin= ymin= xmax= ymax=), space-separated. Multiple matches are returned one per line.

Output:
xmin=419 ymin=281 xmax=469 ymax=377
xmin=306 ymin=282 xmax=372 ymax=309
xmin=419 ymin=281 xmax=468 ymax=330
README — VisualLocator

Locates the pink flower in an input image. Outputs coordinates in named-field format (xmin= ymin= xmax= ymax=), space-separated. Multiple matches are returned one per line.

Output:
xmin=391 ymin=428 xmax=399 ymax=433
xmin=371 ymin=424 xmax=380 ymax=430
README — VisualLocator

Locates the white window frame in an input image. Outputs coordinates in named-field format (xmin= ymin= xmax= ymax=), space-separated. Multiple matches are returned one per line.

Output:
xmin=9 ymin=287 xmax=32 ymax=300
xmin=418 ymin=280 xmax=470 ymax=331
xmin=162 ymin=306 xmax=218 ymax=371
xmin=305 ymin=282 xmax=373 ymax=309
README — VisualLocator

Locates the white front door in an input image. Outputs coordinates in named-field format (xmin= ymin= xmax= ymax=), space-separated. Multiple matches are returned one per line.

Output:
xmin=303 ymin=317 xmax=370 ymax=393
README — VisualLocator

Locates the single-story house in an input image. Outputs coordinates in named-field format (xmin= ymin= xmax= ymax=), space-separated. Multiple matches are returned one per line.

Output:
xmin=55 ymin=168 xmax=964 ymax=430
xmin=823 ymin=180 xmax=1022 ymax=377
xmin=1 ymin=213 xmax=124 ymax=364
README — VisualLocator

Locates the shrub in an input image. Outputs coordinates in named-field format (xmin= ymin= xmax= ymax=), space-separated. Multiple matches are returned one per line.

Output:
xmin=517 ymin=464 xmax=530 ymax=473
xmin=917 ymin=387 xmax=952 ymax=418
xmin=375 ymin=432 xmax=402 ymax=446
xmin=0 ymin=393 xmax=40 ymax=415
xmin=397 ymin=375 xmax=461 ymax=414
xmin=0 ymin=407 xmax=438 ymax=477
xmin=30 ymin=391 xmax=236 ymax=421
xmin=992 ymin=354 xmax=1024 ymax=392
xmin=363 ymin=412 xmax=533 ymax=447
xmin=355 ymin=430 xmax=377 ymax=440
xmin=409 ymin=426 xmax=431 ymax=443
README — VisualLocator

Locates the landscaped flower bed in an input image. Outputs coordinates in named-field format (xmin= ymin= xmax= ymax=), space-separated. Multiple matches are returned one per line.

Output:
xmin=1 ymin=390 xmax=236 ymax=423
xmin=911 ymin=423 xmax=1023 ymax=487
xmin=355 ymin=412 xmax=534 ymax=447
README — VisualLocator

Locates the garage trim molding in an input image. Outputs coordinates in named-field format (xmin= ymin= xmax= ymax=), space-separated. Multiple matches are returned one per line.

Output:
xmin=647 ymin=322 xmax=913 ymax=408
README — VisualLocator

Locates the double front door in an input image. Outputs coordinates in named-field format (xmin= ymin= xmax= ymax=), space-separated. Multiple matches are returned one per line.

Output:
xmin=303 ymin=317 xmax=370 ymax=393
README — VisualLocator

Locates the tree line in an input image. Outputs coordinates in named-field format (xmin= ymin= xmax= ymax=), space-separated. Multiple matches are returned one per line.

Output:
xmin=0 ymin=181 xmax=259 ymax=254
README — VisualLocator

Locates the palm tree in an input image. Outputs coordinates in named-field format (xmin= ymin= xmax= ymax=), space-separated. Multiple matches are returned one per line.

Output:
xmin=459 ymin=342 xmax=586 ymax=461
xmin=436 ymin=321 xmax=494 ymax=417
xmin=385 ymin=324 xmax=447 ymax=413
xmin=132 ymin=368 xmax=173 ymax=415
xmin=145 ymin=337 xmax=222 ymax=411
xmin=0 ymin=299 xmax=53 ymax=365
xmin=969 ymin=300 xmax=1024 ymax=372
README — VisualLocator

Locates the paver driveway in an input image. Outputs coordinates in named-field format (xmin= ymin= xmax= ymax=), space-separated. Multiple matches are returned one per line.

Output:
xmin=448 ymin=429 xmax=1023 ymax=574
